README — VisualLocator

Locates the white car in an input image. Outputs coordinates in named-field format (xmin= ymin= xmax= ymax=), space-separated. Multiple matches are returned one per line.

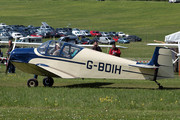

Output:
xmin=80 ymin=30 xmax=91 ymax=37
xmin=169 ymin=0 xmax=180 ymax=2
xmin=0 ymin=23 xmax=8 ymax=28
xmin=116 ymin=32 xmax=126 ymax=37
xmin=72 ymin=28 xmax=80 ymax=31
xmin=11 ymin=32 xmax=23 ymax=39
xmin=72 ymin=30 xmax=83 ymax=37
xmin=100 ymin=32 xmax=109 ymax=37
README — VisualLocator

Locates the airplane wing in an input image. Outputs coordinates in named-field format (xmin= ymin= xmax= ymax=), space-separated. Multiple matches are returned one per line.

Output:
xmin=0 ymin=41 xmax=42 ymax=47
xmin=79 ymin=44 xmax=128 ymax=49
xmin=147 ymin=43 xmax=178 ymax=48
xmin=129 ymin=64 xmax=159 ymax=69
xmin=36 ymin=64 xmax=77 ymax=78
xmin=0 ymin=41 xmax=128 ymax=48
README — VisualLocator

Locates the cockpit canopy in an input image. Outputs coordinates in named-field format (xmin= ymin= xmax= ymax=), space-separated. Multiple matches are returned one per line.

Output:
xmin=37 ymin=40 xmax=83 ymax=59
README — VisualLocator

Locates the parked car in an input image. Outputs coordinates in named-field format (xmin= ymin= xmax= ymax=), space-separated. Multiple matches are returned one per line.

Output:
xmin=11 ymin=32 xmax=23 ymax=39
xmin=100 ymin=32 xmax=109 ymax=37
xmin=37 ymin=29 xmax=51 ymax=38
xmin=80 ymin=30 xmax=91 ymax=37
xmin=169 ymin=0 xmax=180 ymax=3
xmin=58 ymin=35 xmax=79 ymax=44
xmin=80 ymin=38 xmax=93 ymax=44
xmin=0 ymin=32 xmax=13 ymax=41
xmin=55 ymin=28 xmax=63 ymax=32
xmin=113 ymin=36 xmax=120 ymax=42
xmin=72 ymin=30 xmax=84 ymax=37
xmin=125 ymin=35 xmax=142 ymax=42
xmin=91 ymin=37 xmax=99 ymax=42
xmin=108 ymin=31 xmax=116 ymax=37
xmin=118 ymin=38 xmax=130 ymax=44
xmin=57 ymin=30 xmax=67 ymax=35
xmin=17 ymin=36 xmax=42 ymax=43
xmin=31 ymin=33 xmax=43 ymax=37
xmin=72 ymin=28 xmax=80 ymax=31
xmin=116 ymin=32 xmax=126 ymax=37
xmin=98 ymin=37 xmax=115 ymax=44
xmin=90 ymin=31 xmax=101 ymax=37
xmin=63 ymin=28 xmax=72 ymax=32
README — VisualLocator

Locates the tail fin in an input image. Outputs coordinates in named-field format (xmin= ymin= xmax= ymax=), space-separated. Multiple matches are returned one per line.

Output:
xmin=148 ymin=47 xmax=174 ymax=79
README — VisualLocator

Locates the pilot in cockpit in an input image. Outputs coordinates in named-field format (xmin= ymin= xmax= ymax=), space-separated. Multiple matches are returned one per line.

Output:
xmin=53 ymin=43 xmax=61 ymax=56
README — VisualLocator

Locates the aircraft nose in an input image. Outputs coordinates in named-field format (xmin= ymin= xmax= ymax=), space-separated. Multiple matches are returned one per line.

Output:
xmin=10 ymin=48 xmax=33 ymax=63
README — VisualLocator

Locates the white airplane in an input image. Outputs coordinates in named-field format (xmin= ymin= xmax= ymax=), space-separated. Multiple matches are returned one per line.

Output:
xmin=5 ymin=40 xmax=174 ymax=89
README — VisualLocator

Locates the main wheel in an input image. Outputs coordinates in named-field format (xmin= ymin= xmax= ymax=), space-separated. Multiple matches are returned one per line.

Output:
xmin=27 ymin=78 xmax=38 ymax=87
xmin=43 ymin=77 xmax=54 ymax=87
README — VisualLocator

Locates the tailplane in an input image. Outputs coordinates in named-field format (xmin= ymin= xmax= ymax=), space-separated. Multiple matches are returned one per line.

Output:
xmin=147 ymin=47 xmax=174 ymax=79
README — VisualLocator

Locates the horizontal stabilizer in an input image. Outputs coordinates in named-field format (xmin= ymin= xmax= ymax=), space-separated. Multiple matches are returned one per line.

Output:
xmin=129 ymin=64 xmax=158 ymax=69
xmin=147 ymin=43 xmax=178 ymax=48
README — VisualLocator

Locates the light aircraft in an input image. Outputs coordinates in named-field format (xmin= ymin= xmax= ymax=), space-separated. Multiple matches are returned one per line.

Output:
xmin=5 ymin=40 xmax=174 ymax=89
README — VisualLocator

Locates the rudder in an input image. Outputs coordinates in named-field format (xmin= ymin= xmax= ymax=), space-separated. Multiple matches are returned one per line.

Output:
xmin=147 ymin=47 xmax=174 ymax=79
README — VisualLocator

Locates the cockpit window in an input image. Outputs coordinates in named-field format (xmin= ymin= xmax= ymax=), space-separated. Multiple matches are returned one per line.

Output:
xmin=37 ymin=40 xmax=82 ymax=58
xmin=60 ymin=44 xmax=81 ymax=58
xmin=45 ymin=41 xmax=64 ymax=56
xmin=37 ymin=41 xmax=50 ymax=55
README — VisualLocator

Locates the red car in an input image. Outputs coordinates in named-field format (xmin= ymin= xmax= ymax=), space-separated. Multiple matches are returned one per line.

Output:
xmin=113 ymin=36 xmax=120 ymax=42
xmin=31 ymin=33 xmax=43 ymax=37
xmin=90 ymin=31 xmax=102 ymax=37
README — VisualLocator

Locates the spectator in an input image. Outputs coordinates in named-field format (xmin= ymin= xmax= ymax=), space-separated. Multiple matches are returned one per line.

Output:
xmin=6 ymin=40 xmax=15 ymax=73
xmin=91 ymin=41 xmax=102 ymax=52
xmin=109 ymin=43 xmax=121 ymax=57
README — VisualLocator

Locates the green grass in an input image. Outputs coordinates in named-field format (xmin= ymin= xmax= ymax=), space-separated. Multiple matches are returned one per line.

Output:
xmin=1 ymin=0 xmax=180 ymax=119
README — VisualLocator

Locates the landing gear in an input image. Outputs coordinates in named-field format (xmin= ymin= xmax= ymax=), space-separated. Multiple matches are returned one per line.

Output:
xmin=153 ymin=68 xmax=163 ymax=89
xmin=43 ymin=77 xmax=54 ymax=87
xmin=155 ymin=80 xmax=163 ymax=89
xmin=27 ymin=78 xmax=38 ymax=87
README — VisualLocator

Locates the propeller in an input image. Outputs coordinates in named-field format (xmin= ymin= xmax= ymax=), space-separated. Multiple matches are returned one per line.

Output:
xmin=5 ymin=38 xmax=17 ymax=74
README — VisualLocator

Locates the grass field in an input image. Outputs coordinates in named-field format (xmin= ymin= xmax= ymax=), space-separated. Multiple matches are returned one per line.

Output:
xmin=1 ymin=0 xmax=180 ymax=119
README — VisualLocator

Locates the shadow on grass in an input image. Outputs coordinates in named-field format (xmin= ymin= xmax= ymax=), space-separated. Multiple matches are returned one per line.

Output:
xmin=52 ymin=82 xmax=114 ymax=88
xmin=52 ymin=82 xmax=180 ymax=90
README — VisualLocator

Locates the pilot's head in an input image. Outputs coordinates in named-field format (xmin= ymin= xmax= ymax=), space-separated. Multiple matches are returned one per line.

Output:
xmin=56 ymin=43 xmax=61 ymax=49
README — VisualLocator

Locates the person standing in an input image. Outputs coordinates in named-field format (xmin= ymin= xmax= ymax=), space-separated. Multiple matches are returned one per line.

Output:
xmin=6 ymin=40 xmax=15 ymax=73
xmin=91 ymin=41 xmax=102 ymax=52
xmin=109 ymin=43 xmax=121 ymax=57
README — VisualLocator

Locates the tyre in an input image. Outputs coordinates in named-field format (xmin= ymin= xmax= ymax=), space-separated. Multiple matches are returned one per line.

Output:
xmin=27 ymin=78 xmax=38 ymax=87
xmin=43 ymin=77 xmax=54 ymax=87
